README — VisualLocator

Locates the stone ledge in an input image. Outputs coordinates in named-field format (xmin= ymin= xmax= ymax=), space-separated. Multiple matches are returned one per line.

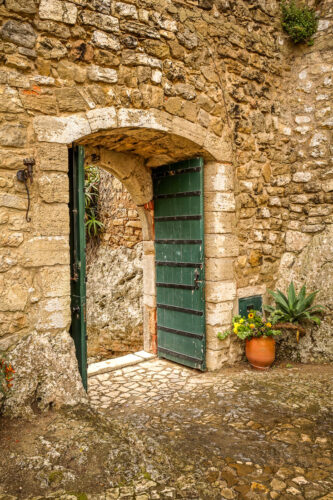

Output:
xmin=88 ymin=351 xmax=156 ymax=377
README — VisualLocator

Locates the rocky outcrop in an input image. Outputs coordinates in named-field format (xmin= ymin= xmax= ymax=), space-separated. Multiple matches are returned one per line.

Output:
xmin=274 ymin=224 xmax=333 ymax=363
xmin=2 ymin=330 xmax=87 ymax=417
xmin=86 ymin=243 xmax=143 ymax=361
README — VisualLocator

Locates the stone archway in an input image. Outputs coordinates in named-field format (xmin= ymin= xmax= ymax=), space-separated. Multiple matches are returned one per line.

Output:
xmin=33 ymin=106 xmax=239 ymax=371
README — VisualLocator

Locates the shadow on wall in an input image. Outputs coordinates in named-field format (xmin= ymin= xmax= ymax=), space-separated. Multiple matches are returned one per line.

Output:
xmin=86 ymin=168 xmax=144 ymax=363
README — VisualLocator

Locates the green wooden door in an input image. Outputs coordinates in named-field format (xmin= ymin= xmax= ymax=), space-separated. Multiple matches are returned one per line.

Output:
xmin=153 ymin=158 xmax=206 ymax=371
xmin=69 ymin=145 xmax=87 ymax=390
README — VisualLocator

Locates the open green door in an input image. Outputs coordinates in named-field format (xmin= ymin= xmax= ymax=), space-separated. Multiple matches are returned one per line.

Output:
xmin=153 ymin=158 xmax=206 ymax=371
xmin=69 ymin=145 xmax=87 ymax=390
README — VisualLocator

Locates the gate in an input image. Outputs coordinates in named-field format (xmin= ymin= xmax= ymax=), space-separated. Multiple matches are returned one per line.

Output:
xmin=153 ymin=158 xmax=206 ymax=371
xmin=69 ymin=145 xmax=87 ymax=390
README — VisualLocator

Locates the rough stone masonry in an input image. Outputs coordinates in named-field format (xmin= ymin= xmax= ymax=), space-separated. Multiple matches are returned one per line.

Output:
xmin=0 ymin=0 xmax=332 ymax=415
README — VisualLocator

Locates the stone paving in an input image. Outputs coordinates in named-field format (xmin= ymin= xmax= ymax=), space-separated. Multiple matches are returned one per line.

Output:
xmin=87 ymin=359 xmax=333 ymax=499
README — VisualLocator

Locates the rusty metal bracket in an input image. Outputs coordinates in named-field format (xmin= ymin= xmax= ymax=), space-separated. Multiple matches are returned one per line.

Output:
xmin=16 ymin=158 xmax=35 ymax=222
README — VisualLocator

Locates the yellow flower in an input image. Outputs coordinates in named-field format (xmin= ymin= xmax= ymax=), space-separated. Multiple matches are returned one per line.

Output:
xmin=265 ymin=322 xmax=272 ymax=328
xmin=239 ymin=318 xmax=245 ymax=324
xmin=233 ymin=327 xmax=238 ymax=334
xmin=249 ymin=324 xmax=255 ymax=329
xmin=248 ymin=312 xmax=254 ymax=319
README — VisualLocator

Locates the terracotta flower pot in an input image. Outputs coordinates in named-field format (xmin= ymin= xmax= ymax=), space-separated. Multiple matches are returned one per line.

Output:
xmin=245 ymin=337 xmax=276 ymax=370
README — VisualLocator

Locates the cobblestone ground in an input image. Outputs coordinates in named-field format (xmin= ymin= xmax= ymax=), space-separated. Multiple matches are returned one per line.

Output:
xmin=87 ymin=359 xmax=333 ymax=500
xmin=0 ymin=361 xmax=332 ymax=500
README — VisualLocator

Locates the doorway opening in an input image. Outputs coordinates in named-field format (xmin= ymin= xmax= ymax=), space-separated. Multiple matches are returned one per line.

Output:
xmin=85 ymin=167 xmax=144 ymax=365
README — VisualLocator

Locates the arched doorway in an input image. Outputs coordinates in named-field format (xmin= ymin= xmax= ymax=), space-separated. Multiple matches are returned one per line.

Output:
xmin=34 ymin=107 xmax=238 ymax=386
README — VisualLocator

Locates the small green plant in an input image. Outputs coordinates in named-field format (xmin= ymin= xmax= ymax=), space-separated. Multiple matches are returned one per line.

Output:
xmin=218 ymin=310 xmax=281 ymax=341
xmin=281 ymin=1 xmax=318 ymax=45
xmin=265 ymin=281 xmax=325 ymax=325
xmin=0 ymin=354 xmax=15 ymax=394
xmin=85 ymin=165 xmax=104 ymax=239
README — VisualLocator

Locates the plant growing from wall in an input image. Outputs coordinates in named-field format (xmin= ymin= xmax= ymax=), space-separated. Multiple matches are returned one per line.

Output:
xmin=85 ymin=165 xmax=104 ymax=239
xmin=264 ymin=281 xmax=325 ymax=342
xmin=0 ymin=354 xmax=15 ymax=394
xmin=281 ymin=1 xmax=318 ymax=45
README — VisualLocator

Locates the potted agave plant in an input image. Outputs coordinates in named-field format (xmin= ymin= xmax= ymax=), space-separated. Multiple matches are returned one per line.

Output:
xmin=218 ymin=310 xmax=281 ymax=370
xmin=264 ymin=281 xmax=325 ymax=342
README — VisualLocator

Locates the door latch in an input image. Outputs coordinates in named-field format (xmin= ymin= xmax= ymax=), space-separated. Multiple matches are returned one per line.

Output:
xmin=194 ymin=269 xmax=202 ymax=289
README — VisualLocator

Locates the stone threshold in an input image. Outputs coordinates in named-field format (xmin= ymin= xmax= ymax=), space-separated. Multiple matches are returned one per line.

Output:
xmin=87 ymin=350 xmax=156 ymax=377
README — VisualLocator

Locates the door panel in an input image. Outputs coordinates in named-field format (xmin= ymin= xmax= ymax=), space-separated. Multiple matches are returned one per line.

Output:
xmin=153 ymin=158 xmax=205 ymax=371
xmin=69 ymin=145 xmax=87 ymax=390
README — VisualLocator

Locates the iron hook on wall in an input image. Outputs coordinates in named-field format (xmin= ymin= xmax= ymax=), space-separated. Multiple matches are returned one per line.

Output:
xmin=17 ymin=158 xmax=35 ymax=222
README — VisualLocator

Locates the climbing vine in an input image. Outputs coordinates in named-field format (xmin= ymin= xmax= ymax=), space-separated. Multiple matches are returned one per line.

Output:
xmin=85 ymin=165 xmax=104 ymax=239
xmin=281 ymin=1 xmax=318 ymax=45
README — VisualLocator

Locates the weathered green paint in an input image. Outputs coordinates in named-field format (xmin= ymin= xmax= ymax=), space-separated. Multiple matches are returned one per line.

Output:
xmin=239 ymin=295 xmax=263 ymax=317
xmin=69 ymin=145 xmax=87 ymax=390
xmin=153 ymin=158 xmax=205 ymax=371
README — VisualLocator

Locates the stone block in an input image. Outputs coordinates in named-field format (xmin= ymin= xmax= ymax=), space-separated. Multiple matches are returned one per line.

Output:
xmin=204 ymin=162 xmax=234 ymax=192
xmin=6 ymin=0 xmax=37 ymax=13
xmin=38 ymin=265 xmax=70 ymax=298
xmin=143 ymin=293 xmax=156 ymax=308
xmin=37 ymin=143 xmax=68 ymax=172
xmin=88 ymin=65 xmax=118 ymax=83
xmin=21 ymin=236 xmax=69 ymax=267
xmin=80 ymin=11 xmax=119 ymax=33
xmin=87 ymin=107 xmax=117 ymax=133
xmin=92 ymin=31 xmax=121 ymax=51
xmin=36 ymin=297 xmax=71 ymax=332
xmin=205 ymin=258 xmax=235 ymax=281
xmin=237 ymin=285 xmax=266 ymax=299
xmin=55 ymin=88 xmax=87 ymax=112
xmin=143 ymin=254 xmax=156 ymax=296
xmin=115 ymin=2 xmax=138 ymax=18
xmin=285 ymin=231 xmax=311 ymax=252
xmin=0 ymin=193 xmax=27 ymax=211
xmin=205 ymin=212 xmax=235 ymax=234
xmin=205 ymin=280 xmax=237 ymax=303
xmin=21 ymin=95 xmax=57 ymax=115
xmin=0 ymin=87 xmax=24 ymax=113
xmin=88 ymin=353 xmax=143 ymax=376
xmin=0 ymin=20 xmax=36 ymax=49
xmin=39 ymin=0 xmax=77 ymax=24
xmin=207 ymin=324 xmax=231 ymax=350
xmin=205 ymin=234 xmax=239 ymax=258
xmin=172 ymin=116 xmax=206 ymax=147
xmin=206 ymin=301 xmax=233 ymax=326
xmin=204 ymin=192 xmax=235 ymax=212
xmin=206 ymin=347 xmax=230 ymax=370
xmin=0 ymin=124 xmax=27 ymax=148
xmin=34 ymin=115 xmax=91 ymax=143
xmin=38 ymin=173 xmax=69 ymax=203
xmin=204 ymin=131 xmax=233 ymax=162
xmin=0 ymin=273 xmax=30 ymax=312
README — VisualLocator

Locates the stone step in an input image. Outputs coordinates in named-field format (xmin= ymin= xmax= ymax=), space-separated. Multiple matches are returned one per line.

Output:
xmin=88 ymin=351 xmax=156 ymax=377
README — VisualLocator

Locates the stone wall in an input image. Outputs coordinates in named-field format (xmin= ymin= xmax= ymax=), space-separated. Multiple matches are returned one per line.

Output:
xmin=86 ymin=168 xmax=143 ymax=362
xmin=0 ymin=0 xmax=332 ymax=413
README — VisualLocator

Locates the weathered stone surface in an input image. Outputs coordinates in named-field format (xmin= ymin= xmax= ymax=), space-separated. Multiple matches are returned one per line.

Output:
xmin=87 ymin=244 xmax=143 ymax=360
xmin=21 ymin=237 xmax=69 ymax=267
xmin=38 ymin=173 xmax=69 ymax=203
xmin=39 ymin=0 xmax=78 ymax=24
xmin=275 ymin=225 xmax=333 ymax=363
xmin=0 ymin=20 xmax=36 ymax=48
xmin=92 ymin=30 xmax=121 ymax=51
xmin=88 ymin=65 xmax=118 ymax=83
xmin=55 ymin=87 xmax=87 ymax=112
xmin=34 ymin=115 xmax=91 ymax=143
xmin=80 ymin=10 xmax=119 ymax=33
xmin=6 ymin=0 xmax=37 ymax=14
xmin=37 ymin=143 xmax=69 ymax=172
xmin=0 ymin=124 xmax=26 ymax=147
xmin=3 ymin=330 xmax=87 ymax=417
